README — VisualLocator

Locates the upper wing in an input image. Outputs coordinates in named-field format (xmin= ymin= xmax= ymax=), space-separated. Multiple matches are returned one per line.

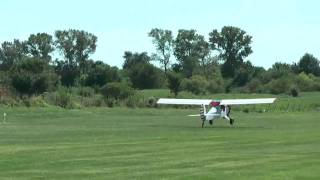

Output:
xmin=157 ymin=98 xmax=276 ymax=106
xmin=219 ymin=98 xmax=276 ymax=105
xmin=157 ymin=98 xmax=212 ymax=105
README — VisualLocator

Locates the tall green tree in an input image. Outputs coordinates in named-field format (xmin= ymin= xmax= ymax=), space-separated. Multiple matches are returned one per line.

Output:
xmin=84 ymin=60 xmax=120 ymax=87
xmin=269 ymin=62 xmax=293 ymax=79
xmin=174 ymin=29 xmax=208 ymax=77
xmin=25 ymin=33 xmax=54 ymax=62
xmin=148 ymin=28 xmax=174 ymax=77
xmin=55 ymin=30 xmax=97 ymax=86
xmin=123 ymin=51 xmax=162 ymax=89
xmin=297 ymin=53 xmax=320 ymax=76
xmin=209 ymin=26 xmax=252 ymax=78
xmin=0 ymin=40 xmax=26 ymax=71
xmin=195 ymin=36 xmax=211 ymax=77
xmin=123 ymin=51 xmax=150 ymax=69
xmin=55 ymin=30 xmax=97 ymax=74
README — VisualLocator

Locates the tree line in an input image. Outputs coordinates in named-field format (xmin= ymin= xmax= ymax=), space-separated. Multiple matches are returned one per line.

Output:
xmin=1 ymin=27 xmax=320 ymax=105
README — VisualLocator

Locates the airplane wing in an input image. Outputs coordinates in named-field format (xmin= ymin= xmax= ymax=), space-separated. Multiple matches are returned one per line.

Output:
xmin=219 ymin=98 xmax=276 ymax=105
xmin=157 ymin=98 xmax=212 ymax=105
xmin=157 ymin=98 xmax=276 ymax=106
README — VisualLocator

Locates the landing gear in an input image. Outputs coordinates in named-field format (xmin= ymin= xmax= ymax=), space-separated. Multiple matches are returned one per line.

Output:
xmin=230 ymin=118 xmax=234 ymax=125
xmin=201 ymin=120 xmax=213 ymax=128
xmin=226 ymin=105 xmax=234 ymax=125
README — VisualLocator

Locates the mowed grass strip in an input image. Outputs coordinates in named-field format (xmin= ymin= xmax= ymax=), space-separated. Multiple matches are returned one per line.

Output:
xmin=0 ymin=107 xmax=319 ymax=179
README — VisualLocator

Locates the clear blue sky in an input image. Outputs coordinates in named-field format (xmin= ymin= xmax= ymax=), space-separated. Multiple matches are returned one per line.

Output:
xmin=1 ymin=0 xmax=320 ymax=68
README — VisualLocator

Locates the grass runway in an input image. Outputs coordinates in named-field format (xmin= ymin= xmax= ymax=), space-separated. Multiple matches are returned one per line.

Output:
xmin=0 ymin=107 xmax=319 ymax=179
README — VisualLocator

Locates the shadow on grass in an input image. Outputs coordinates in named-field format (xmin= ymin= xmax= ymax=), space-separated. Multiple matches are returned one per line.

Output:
xmin=203 ymin=125 xmax=266 ymax=129
xmin=147 ymin=124 xmax=266 ymax=129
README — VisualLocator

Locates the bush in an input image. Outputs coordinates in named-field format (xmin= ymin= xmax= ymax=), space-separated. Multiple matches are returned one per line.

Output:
xmin=11 ymin=71 xmax=56 ymax=97
xmin=0 ymin=96 xmax=19 ymax=106
xmin=126 ymin=96 xmax=136 ymax=108
xmin=78 ymin=87 xmax=95 ymax=97
xmin=80 ymin=95 xmax=104 ymax=107
xmin=290 ymin=86 xmax=299 ymax=97
xmin=32 ymin=74 xmax=50 ymax=95
xmin=126 ymin=93 xmax=145 ymax=108
xmin=181 ymin=75 xmax=208 ymax=95
xmin=243 ymin=108 xmax=250 ymax=113
xmin=55 ymin=88 xmax=75 ymax=109
xmin=126 ymin=62 xmax=163 ymax=89
xmin=266 ymin=77 xmax=293 ymax=94
xmin=100 ymin=82 xmax=134 ymax=100
xmin=22 ymin=96 xmax=49 ymax=107
xmin=167 ymin=72 xmax=182 ymax=96
xmin=246 ymin=78 xmax=263 ymax=93
xmin=11 ymin=72 xmax=33 ymax=96
xmin=295 ymin=72 xmax=313 ymax=91
xmin=105 ymin=98 xmax=116 ymax=108
xmin=207 ymin=79 xmax=225 ymax=94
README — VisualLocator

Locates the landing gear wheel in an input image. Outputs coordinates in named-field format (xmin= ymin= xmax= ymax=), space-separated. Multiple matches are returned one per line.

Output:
xmin=230 ymin=118 xmax=234 ymax=125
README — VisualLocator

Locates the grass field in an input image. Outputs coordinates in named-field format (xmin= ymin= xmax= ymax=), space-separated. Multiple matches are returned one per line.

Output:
xmin=0 ymin=106 xmax=320 ymax=179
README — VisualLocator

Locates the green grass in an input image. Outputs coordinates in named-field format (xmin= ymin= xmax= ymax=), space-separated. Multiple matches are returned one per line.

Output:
xmin=0 ymin=106 xmax=319 ymax=179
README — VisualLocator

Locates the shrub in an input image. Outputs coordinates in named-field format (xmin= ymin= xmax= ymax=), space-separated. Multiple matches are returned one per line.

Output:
xmin=126 ymin=93 xmax=145 ymax=108
xmin=126 ymin=96 xmax=136 ymax=108
xmin=266 ymin=77 xmax=293 ymax=94
xmin=105 ymin=98 xmax=116 ymax=108
xmin=80 ymin=95 xmax=104 ymax=107
xmin=11 ymin=71 xmax=56 ymax=97
xmin=11 ymin=72 xmax=33 ymax=96
xmin=22 ymin=96 xmax=49 ymax=107
xmin=207 ymin=79 xmax=225 ymax=94
xmin=100 ymin=82 xmax=134 ymax=100
xmin=32 ymin=74 xmax=49 ymax=95
xmin=167 ymin=72 xmax=182 ymax=96
xmin=243 ymin=108 xmax=250 ymax=113
xmin=290 ymin=86 xmax=299 ymax=97
xmin=78 ymin=87 xmax=95 ymax=97
xmin=55 ymin=88 xmax=74 ymax=109
xmin=181 ymin=75 xmax=208 ymax=95
xmin=126 ymin=62 xmax=163 ymax=89
xmin=295 ymin=72 xmax=313 ymax=91
xmin=0 ymin=96 xmax=19 ymax=106
xmin=246 ymin=78 xmax=263 ymax=93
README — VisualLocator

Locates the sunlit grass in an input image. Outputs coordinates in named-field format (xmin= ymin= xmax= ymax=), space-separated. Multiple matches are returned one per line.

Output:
xmin=0 ymin=106 xmax=319 ymax=179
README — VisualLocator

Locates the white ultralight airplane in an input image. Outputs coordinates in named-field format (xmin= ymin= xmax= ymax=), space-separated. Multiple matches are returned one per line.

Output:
xmin=157 ymin=98 xmax=276 ymax=128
